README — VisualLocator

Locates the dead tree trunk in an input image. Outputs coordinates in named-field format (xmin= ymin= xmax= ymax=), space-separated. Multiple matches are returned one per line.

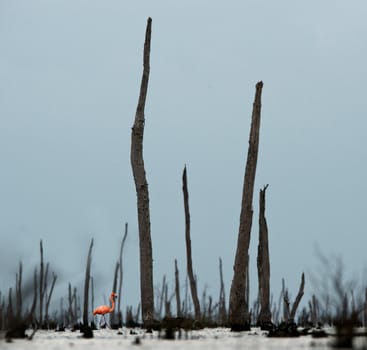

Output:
xmin=182 ymin=165 xmax=201 ymax=320
xmin=83 ymin=239 xmax=93 ymax=326
xmin=130 ymin=17 xmax=154 ymax=326
xmin=309 ymin=294 xmax=319 ymax=326
xmin=158 ymin=275 xmax=166 ymax=319
xmin=7 ymin=288 xmax=14 ymax=325
xmin=364 ymin=288 xmax=367 ymax=327
xmin=174 ymin=259 xmax=181 ymax=317
xmin=29 ymin=268 xmax=38 ymax=324
xmin=45 ymin=272 xmax=57 ymax=327
xmin=257 ymin=184 xmax=272 ymax=328
xmin=39 ymin=240 xmax=45 ymax=327
xmin=91 ymin=276 xmax=94 ymax=319
xmin=110 ymin=262 xmax=119 ymax=327
xmin=0 ymin=292 xmax=3 ymax=330
xmin=229 ymin=81 xmax=264 ymax=331
xmin=282 ymin=273 xmax=305 ymax=323
xmin=117 ymin=223 xmax=128 ymax=326
xmin=218 ymin=257 xmax=227 ymax=324
xmin=283 ymin=288 xmax=290 ymax=322
xmin=289 ymin=273 xmax=305 ymax=321
xmin=68 ymin=283 xmax=73 ymax=326
xmin=16 ymin=261 xmax=22 ymax=319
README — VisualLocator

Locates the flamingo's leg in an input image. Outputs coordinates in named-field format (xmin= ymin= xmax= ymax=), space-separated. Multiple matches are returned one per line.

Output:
xmin=105 ymin=314 xmax=111 ymax=329
xmin=99 ymin=315 xmax=105 ymax=328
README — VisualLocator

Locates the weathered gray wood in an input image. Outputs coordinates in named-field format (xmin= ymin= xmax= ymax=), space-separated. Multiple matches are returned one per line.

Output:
xmin=117 ymin=223 xmax=128 ymax=325
xmin=257 ymin=184 xmax=272 ymax=326
xmin=90 ymin=276 xmax=94 ymax=318
xmin=39 ymin=240 xmax=44 ymax=326
xmin=281 ymin=273 xmax=305 ymax=323
xmin=130 ymin=17 xmax=154 ymax=326
xmin=45 ymin=272 xmax=57 ymax=326
xmin=16 ymin=262 xmax=23 ymax=319
xmin=283 ymin=288 xmax=290 ymax=322
xmin=110 ymin=262 xmax=119 ymax=326
xmin=29 ymin=268 xmax=38 ymax=323
xmin=158 ymin=275 xmax=166 ymax=318
xmin=182 ymin=166 xmax=201 ymax=319
xmin=290 ymin=273 xmax=305 ymax=320
xmin=7 ymin=288 xmax=14 ymax=323
xmin=309 ymin=294 xmax=319 ymax=326
xmin=229 ymin=81 xmax=263 ymax=330
xmin=83 ymin=239 xmax=93 ymax=326
xmin=218 ymin=257 xmax=227 ymax=324
xmin=174 ymin=259 xmax=182 ymax=317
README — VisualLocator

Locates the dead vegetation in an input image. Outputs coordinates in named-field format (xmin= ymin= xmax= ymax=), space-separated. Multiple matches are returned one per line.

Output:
xmin=1 ymin=18 xmax=367 ymax=350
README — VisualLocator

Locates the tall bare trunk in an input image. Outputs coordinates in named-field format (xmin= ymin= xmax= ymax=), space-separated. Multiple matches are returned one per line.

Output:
xmin=45 ymin=272 xmax=57 ymax=326
xmin=218 ymin=257 xmax=227 ymax=324
xmin=174 ymin=259 xmax=181 ymax=317
xmin=91 ymin=276 xmax=94 ymax=318
xmin=282 ymin=273 xmax=305 ymax=323
xmin=83 ymin=239 xmax=93 ymax=326
xmin=289 ymin=273 xmax=305 ymax=321
xmin=39 ymin=240 xmax=44 ymax=326
xmin=309 ymin=294 xmax=318 ymax=326
xmin=229 ymin=81 xmax=263 ymax=331
xmin=16 ymin=261 xmax=22 ymax=319
xmin=117 ymin=222 xmax=128 ymax=323
xmin=110 ymin=262 xmax=119 ymax=326
xmin=29 ymin=268 xmax=38 ymax=324
xmin=182 ymin=165 xmax=201 ymax=320
xmin=68 ymin=283 xmax=74 ymax=326
xmin=158 ymin=275 xmax=166 ymax=318
xmin=130 ymin=17 xmax=154 ymax=326
xmin=257 ymin=184 xmax=272 ymax=326
xmin=7 ymin=288 xmax=14 ymax=324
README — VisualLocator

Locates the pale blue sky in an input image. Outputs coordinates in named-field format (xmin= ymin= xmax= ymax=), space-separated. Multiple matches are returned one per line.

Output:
xmin=1 ymin=1 xmax=367 ymax=316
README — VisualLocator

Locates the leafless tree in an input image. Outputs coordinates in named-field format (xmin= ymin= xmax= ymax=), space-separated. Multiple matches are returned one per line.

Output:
xmin=229 ymin=81 xmax=264 ymax=330
xmin=90 ymin=276 xmax=94 ymax=319
xmin=45 ymin=272 xmax=57 ymax=327
xmin=15 ymin=262 xmax=22 ymax=319
xmin=0 ymin=292 xmax=3 ymax=329
xmin=309 ymin=294 xmax=319 ymax=326
xmin=68 ymin=283 xmax=78 ymax=326
xmin=364 ymin=288 xmax=367 ymax=327
xmin=157 ymin=274 xmax=166 ymax=319
xmin=29 ymin=268 xmax=38 ymax=324
xmin=82 ymin=239 xmax=93 ymax=326
xmin=130 ymin=17 xmax=154 ymax=326
xmin=110 ymin=262 xmax=119 ymax=327
xmin=283 ymin=273 xmax=305 ymax=323
xmin=182 ymin=165 xmax=201 ymax=319
xmin=290 ymin=273 xmax=305 ymax=321
xmin=257 ymin=184 xmax=272 ymax=327
xmin=7 ymin=288 xmax=14 ymax=325
xmin=183 ymin=274 xmax=190 ymax=317
xmin=218 ymin=257 xmax=227 ymax=324
xmin=117 ymin=222 xmax=128 ymax=325
xmin=174 ymin=259 xmax=181 ymax=317
xmin=39 ymin=240 xmax=45 ymax=326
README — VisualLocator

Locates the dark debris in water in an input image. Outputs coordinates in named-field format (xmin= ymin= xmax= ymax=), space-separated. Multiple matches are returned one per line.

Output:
xmin=268 ymin=321 xmax=300 ymax=338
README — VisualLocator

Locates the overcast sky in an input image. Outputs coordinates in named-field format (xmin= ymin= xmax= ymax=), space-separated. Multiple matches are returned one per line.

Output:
xmin=1 ymin=1 xmax=367 ymax=317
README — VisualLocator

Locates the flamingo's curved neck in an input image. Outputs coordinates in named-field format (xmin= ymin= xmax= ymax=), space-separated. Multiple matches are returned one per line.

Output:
xmin=109 ymin=295 xmax=116 ymax=312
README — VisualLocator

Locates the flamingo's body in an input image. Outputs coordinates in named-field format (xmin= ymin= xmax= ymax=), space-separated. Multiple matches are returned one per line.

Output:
xmin=93 ymin=292 xmax=117 ymax=327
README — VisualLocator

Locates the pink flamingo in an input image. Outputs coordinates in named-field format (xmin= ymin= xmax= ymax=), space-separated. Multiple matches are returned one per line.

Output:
xmin=93 ymin=292 xmax=118 ymax=328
